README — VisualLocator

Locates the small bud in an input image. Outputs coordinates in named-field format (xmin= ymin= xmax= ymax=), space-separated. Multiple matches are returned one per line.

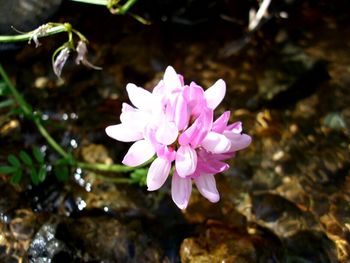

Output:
xmin=53 ymin=47 xmax=70 ymax=77
xmin=29 ymin=24 xmax=50 ymax=48
xmin=75 ymin=41 xmax=102 ymax=70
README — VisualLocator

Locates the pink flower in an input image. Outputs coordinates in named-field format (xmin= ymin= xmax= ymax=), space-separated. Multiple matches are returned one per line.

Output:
xmin=106 ymin=66 xmax=251 ymax=209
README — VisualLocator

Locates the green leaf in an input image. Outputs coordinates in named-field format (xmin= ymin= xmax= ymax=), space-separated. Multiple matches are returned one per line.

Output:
xmin=54 ymin=165 xmax=69 ymax=181
xmin=30 ymin=167 xmax=39 ymax=185
xmin=38 ymin=166 xmax=47 ymax=182
xmin=7 ymin=154 xmax=21 ymax=168
xmin=8 ymin=108 xmax=24 ymax=116
xmin=32 ymin=147 xmax=44 ymax=164
xmin=10 ymin=169 xmax=22 ymax=184
xmin=0 ymin=165 xmax=17 ymax=174
xmin=0 ymin=99 xmax=15 ymax=109
xmin=0 ymin=81 xmax=9 ymax=96
xmin=19 ymin=150 xmax=33 ymax=166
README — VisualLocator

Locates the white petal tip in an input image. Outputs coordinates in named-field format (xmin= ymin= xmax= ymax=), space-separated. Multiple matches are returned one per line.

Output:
xmin=208 ymin=195 xmax=220 ymax=203
xmin=176 ymin=204 xmax=188 ymax=210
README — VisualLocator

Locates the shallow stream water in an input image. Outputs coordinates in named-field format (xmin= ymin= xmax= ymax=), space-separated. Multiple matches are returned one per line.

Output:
xmin=1 ymin=1 xmax=350 ymax=262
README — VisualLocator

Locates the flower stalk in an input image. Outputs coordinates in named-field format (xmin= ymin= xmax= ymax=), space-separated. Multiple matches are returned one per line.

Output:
xmin=69 ymin=0 xmax=138 ymax=14
xmin=0 ymin=24 xmax=68 ymax=43
xmin=68 ymin=0 xmax=149 ymax=24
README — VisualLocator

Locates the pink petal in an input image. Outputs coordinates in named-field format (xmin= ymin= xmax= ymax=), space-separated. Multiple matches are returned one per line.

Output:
xmin=155 ymin=121 xmax=178 ymax=145
xmin=163 ymin=66 xmax=182 ymax=93
xmin=171 ymin=171 xmax=192 ymax=209
xmin=212 ymin=111 xmax=230 ymax=133
xmin=105 ymin=124 xmax=143 ymax=142
xmin=192 ymin=108 xmax=214 ymax=147
xmin=126 ymin=83 xmax=155 ymax=110
xmin=178 ymin=108 xmax=213 ymax=147
xmin=183 ymin=82 xmax=206 ymax=117
xmin=204 ymin=79 xmax=226 ymax=109
xmin=120 ymin=103 xmax=151 ymax=130
xmin=194 ymin=174 xmax=220 ymax=203
xmin=224 ymin=132 xmax=252 ymax=152
xmin=174 ymin=94 xmax=189 ymax=130
xmin=201 ymin=131 xmax=231 ymax=154
xmin=122 ymin=139 xmax=155 ymax=166
xmin=152 ymin=80 xmax=165 ymax=97
xmin=175 ymin=145 xmax=197 ymax=177
xmin=147 ymin=157 xmax=171 ymax=191
xmin=156 ymin=145 xmax=176 ymax=162
xmin=197 ymin=159 xmax=229 ymax=174
xmin=178 ymin=119 xmax=196 ymax=146
xmin=227 ymin=121 xmax=242 ymax=134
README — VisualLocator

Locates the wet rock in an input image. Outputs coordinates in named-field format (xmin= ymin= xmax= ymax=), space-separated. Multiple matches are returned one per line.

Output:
xmin=180 ymin=221 xmax=283 ymax=263
xmin=0 ymin=180 xmax=22 ymax=224
xmin=73 ymin=174 xmax=152 ymax=219
xmin=283 ymin=230 xmax=338 ymax=263
xmin=252 ymin=193 xmax=301 ymax=222
xmin=322 ymin=112 xmax=347 ymax=131
xmin=9 ymin=209 xmax=37 ymax=241
xmin=56 ymin=216 xmax=164 ymax=263
xmin=24 ymin=178 xmax=78 ymax=216
xmin=80 ymin=144 xmax=113 ymax=165
xmin=0 ymin=208 xmax=45 ymax=262
xmin=28 ymin=221 xmax=65 ymax=263
xmin=251 ymin=193 xmax=320 ymax=238
xmin=256 ymin=43 xmax=328 ymax=108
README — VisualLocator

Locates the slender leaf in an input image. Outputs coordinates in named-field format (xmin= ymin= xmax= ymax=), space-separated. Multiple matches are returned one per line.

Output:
xmin=0 ymin=81 xmax=9 ymax=96
xmin=10 ymin=169 xmax=22 ymax=184
xmin=0 ymin=99 xmax=14 ymax=109
xmin=8 ymin=108 xmax=24 ymax=116
xmin=0 ymin=165 xmax=17 ymax=174
xmin=19 ymin=150 xmax=33 ymax=166
xmin=32 ymin=147 xmax=44 ymax=164
xmin=38 ymin=166 xmax=47 ymax=182
xmin=7 ymin=154 xmax=21 ymax=168
xmin=30 ymin=167 xmax=39 ymax=185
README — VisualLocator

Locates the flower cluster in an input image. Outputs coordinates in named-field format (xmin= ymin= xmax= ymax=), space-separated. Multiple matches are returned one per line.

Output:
xmin=106 ymin=66 xmax=251 ymax=209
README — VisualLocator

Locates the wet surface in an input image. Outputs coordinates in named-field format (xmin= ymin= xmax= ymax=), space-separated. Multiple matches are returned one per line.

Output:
xmin=1 ymin=0 xmax=350 ymax=262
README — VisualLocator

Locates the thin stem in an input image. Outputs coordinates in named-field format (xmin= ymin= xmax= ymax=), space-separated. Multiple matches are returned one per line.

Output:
xmin=0 ymin=64 xmax=141 ymax=175
xmin=0 ymin=24 xmax=67 ymax=43
xmin=33 ymin=118 xmax=69 ymax=158
xmin=77 ymin=162 xmax=134 ymax=172
xmin=117 ymin=0 xmax=138 ymax=14
xmin=0 ymin=66 xmax=31 ymax=115
xmin=0 ymin=64 xmax=69 ymax=158
xmin=93 ymin=173 xmax=134 ymax=183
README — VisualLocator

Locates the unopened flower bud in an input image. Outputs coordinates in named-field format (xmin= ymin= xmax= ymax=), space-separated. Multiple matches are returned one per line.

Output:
xmin=29 ymin=24 xmax=50 ymax=48
xmin=53 ymin=47 xmax=70 ymax=77
xmin=75 ymin=41 xmax=102 ymax=70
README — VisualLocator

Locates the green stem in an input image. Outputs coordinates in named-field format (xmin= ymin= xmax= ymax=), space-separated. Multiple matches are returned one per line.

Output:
xmin=0 ymin=66 xmax=31 ymax=115
xmin=34 ymin=118 xmax=69 ymax=158
xmin=69 ymin=0 xmax=107 ymax=5
xmin=0 ymin=64 xmax=139 ymax=175
xmin=0 ymin=64 xmax=69 ymax=158
xmin=117 ymin=0 xmax=138 ymax=14
xmin=0 ymin=24 xmax=67 ymax=43
xmin=90 ymin=173 xmax=134 ymax=183
xmin=77 ymin=162 xmax=134 ymax=172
